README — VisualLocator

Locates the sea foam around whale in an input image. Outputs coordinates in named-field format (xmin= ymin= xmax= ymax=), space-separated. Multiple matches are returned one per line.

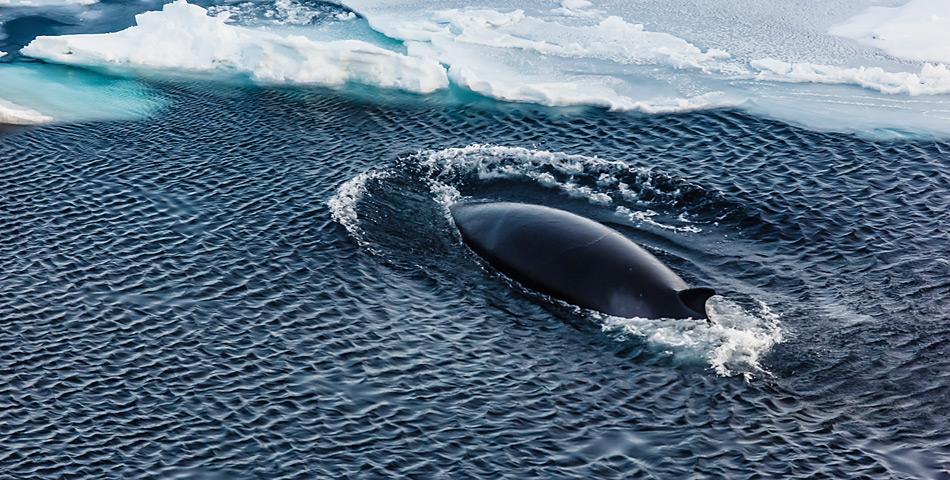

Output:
xmin=328 ymin=145 xmax=784 ymax=378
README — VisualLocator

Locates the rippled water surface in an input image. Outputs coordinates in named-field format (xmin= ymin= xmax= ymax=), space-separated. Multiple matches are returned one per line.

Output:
xmin=1 ymin=80 xmax=949 ymax=478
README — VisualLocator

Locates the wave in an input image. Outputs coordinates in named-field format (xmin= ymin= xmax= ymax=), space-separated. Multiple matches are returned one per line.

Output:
xmin=327 ymin=169 xmax=391 ymax=251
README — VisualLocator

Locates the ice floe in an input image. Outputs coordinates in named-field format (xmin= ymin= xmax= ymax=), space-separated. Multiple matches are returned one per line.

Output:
xmin=23 ymin=0 xmax=448 ymax=93
xmin=12 ymin=0 xmax=950 ymax=135
xmin=0 ymin=98 xmax=51 ymax=124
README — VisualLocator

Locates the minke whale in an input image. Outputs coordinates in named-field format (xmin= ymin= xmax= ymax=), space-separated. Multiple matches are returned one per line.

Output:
xmin=451 ymin=202 xmax=716 ymax=320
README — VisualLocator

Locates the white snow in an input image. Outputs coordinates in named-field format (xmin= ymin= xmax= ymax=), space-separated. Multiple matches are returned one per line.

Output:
xmin=428 ymin=10 xmax=729 ymax=70
xmin=23 ymin=0 xmax=448 ymax=93
xmin=351 ymin=6 xmax=729 ymax=71
xmin=551 ymin=0 xmax=598 ymax=17
xmin=342 ymin=1 xmax=738 ymax=113
xmin=830 ymin=0 xmax=950 ymax=64
xmin=560 ymin=0 xmax=592 ymax=9
xmin=753 ymin=58 xmax=950 ymax=96
xmin=341 ymin=0 xmax=950 ymax=135
xmin=447 ymin=62 xmax=734 ymax=113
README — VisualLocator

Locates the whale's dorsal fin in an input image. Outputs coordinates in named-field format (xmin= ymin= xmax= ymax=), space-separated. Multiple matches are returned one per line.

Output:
xmin=678 ymin=287 xmax=716 ymax=319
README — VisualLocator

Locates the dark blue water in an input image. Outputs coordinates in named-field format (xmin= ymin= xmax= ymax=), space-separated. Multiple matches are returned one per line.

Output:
xmin=1 ymin=80 xmax=948 ymax=478
xmin=2 ymin=6 xmax=950 ymax=476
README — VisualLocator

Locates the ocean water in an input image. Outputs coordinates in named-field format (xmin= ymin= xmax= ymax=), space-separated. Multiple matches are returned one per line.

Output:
xmin=1 ymin=1 xmax=950 ymax=479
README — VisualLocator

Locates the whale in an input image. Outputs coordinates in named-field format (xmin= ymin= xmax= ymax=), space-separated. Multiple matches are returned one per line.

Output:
xmin=450 ymin=202 xmax=715 ymax=320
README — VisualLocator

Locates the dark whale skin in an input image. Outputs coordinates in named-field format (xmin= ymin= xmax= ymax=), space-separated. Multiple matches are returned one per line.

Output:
xmin=451 ymin=202 xmax=715 ymax=320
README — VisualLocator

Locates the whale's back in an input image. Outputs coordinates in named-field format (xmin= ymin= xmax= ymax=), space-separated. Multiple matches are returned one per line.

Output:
xmin=451 ymin=202 xmax=713 ymax=319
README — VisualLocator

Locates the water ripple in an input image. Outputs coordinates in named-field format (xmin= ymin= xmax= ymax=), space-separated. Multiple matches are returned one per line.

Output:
xmin=1 ymin=82 xmax=948 ymax=478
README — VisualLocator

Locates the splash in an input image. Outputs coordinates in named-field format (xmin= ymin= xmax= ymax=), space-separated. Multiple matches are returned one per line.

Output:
xmin=601 ymin=297 xmax=783 ymax=379
xmin=411 ymin=144 xmax=722 ymax=231
xmin=328 ymin=144 xmax=729 ymax=244
xmin=327 ymin=170 xmax=390 ymax=250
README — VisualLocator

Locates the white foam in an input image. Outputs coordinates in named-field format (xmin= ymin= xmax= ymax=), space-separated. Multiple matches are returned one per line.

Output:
xmin=330 ymin=144 xmax=711 ymax=243
xmin=601 ymin=297 xmax=782 ymax=379
xmin=0 ymin=98 xmax=52 ymax=125
xmin=23 ymin=0 xmax=448 ymax=93
xmin=327 ymin=170 xmax=390 ymax=250
xmin=415 ymin=145 xmax=709 ymax=234
xmin=830 ymin=0 xmax=950 ymax=64
xmin=616 ymin=205 xmax=701 ymax=234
